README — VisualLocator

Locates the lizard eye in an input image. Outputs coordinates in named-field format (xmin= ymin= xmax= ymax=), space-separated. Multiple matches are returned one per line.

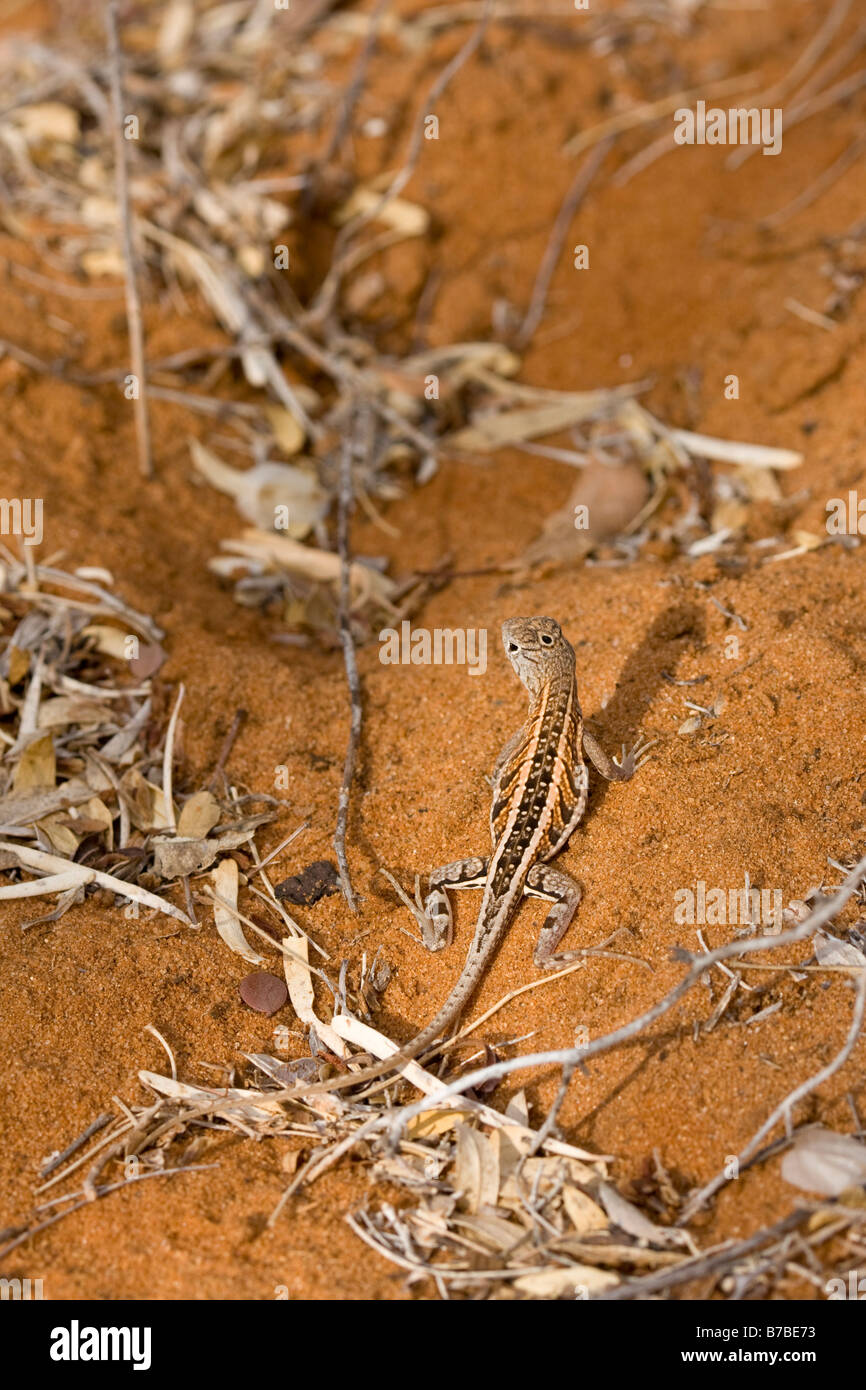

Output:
xmin=540 ymin=634 xmax=554 ymax=645
xmin=508 ymin=641 xmax=519 ymax=653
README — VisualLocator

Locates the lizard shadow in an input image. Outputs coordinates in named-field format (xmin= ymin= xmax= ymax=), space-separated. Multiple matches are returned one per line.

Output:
xmin=578 ymin=598 xmax=706 ymax=830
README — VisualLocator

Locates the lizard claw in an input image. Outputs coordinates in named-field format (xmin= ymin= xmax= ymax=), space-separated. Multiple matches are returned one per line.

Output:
xmin=378 ymin=868 xmax=450 ymax=949
xmin=613 ymin=734 xmax=657 ymax=778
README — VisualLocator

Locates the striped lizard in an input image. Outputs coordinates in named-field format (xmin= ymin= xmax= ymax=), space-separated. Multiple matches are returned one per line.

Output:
xmin=312 ymin=615 xmax=652 ymax=1094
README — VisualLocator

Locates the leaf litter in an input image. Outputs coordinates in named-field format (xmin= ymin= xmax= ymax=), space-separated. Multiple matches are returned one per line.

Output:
xmin=0 ymin=0 xmax=815 ymax=643
xmin=1 ymin=0 xmax=864 ymax=1302
xmin=0 ymin=550 xmax=277 ymax=929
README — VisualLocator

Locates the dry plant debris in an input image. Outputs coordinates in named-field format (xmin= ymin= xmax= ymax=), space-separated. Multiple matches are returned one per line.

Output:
xmin=3 ymin=0 xmax=866 ymax=1303
xmin=0 ymin=0 xmax=824 ymax=649
xmin=0 ymin=549 xmax=277 ymax=929
xmin=5 ymin=846 xmax=865 ymax=1299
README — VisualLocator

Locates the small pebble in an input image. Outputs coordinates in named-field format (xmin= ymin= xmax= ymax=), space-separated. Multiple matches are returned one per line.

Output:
xmin=239 ymin=971 xmax=288 ymax=1016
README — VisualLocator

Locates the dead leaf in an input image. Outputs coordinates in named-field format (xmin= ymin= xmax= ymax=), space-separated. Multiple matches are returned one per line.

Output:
xmin=512 ymin=1264 xmax=618 ymax=1297
xmin=119 ymin=767 xmax=173 ymax=832
xmin=80 ymin=247 xmax=125 ymax=279
xmin=454 ymin=1124 xmax=499 ymax=1214
xmin=177 ymin=789 xmax=221 ymax=839
xmin=405 ymin=1109 xmax=461 ymax=1140
xmin=13 ymin=734 xmax=56 ymax=793
xmin=562 ymin=1186 xmax=609 ymax=1234
xmin=82 ymin=624 xmax=133 ymax=661
xmin=521 ymin=461 xmax=649 ymax=568
xmin=264 ymin=404 xmax=306 ymax=457
xmin=335 ymin=186 xmax=429 ymax=237
xmin=0 ymin=778 xmax=96 ymax=826
xmin=211 ymin=857 xmax=264 ymax=966
xmin=447 ymin=393 xmax=622 ymax=453
xmin=191 ymin=441 xmax=326 ymax=536
xmin=13 ymin=103 xmax=80 ymax=143
xmin=36 ymin=814 xmax=80 ymax=857
xmin=781 ymin=1126 xmax=866 ymax=1196
xmin=7 ymin=646 xmax=29 ymax=685
xmin=814 ymin=929 xmax=866 ymax=968
xmin=153 ymin=837 xmax=220 ymax=880
xmin=129 ymin=643 xmax=167 ymax=680
xmin=218 ymin=529 xmax=396 ymax=607
xmin=37 ymin=696 xmax=113 ymax=729
xmin=740 ymin=465 xmax=782 ymax=502
xmin=597 ymin=1182 xmax=682 ymax=1246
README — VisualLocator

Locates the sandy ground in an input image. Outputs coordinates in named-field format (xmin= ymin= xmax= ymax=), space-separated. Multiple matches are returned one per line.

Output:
xmin=1 ymin=0 xmax=865 ymax=1298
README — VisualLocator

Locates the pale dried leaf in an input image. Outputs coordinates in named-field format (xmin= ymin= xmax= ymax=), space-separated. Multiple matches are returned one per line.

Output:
xmin=504 ymin=1091 xmax=530 ymax=1126
xmin=670 ymin=429 xmax=803 ymax=470
xmin=740 ymin=465 xmax=783 ymax=502
xmin=512 ymin=1264 xmax=618 ymax=1297
xmin=0 ymin=777 xmax=95 ymax=826
xmin=191 ymin=441 xmax=326 ymax=535
xmin=13 ymin=102 xmax=80 ymax=143
xmin=211 ymin=857 xmax=264 ymax=966
xmin=597 ymin=1182 xmax=680 ymax=1245
xmin=405 ymin=1109 xmax=461 ymax=1139
xmin=814 ymin=929 xmax=866 ymax=968
xmin=38 ymin=696 xmax=113 ymax=729
xmin=448 ymin=393 xmax=622 ymax=452
xmin=781 ymin=1126 xmax=866 ymax=1196
xmin=139 ymin=1069 xmax=281 ymax=1121
xmin=12 ymin=734 xmax=56 ymax=793
xmin=120 ymin=768 xmax=173 ymax=832
xmin=264 ymin=404 xmax=306 ymax=456
xmin=0 ymin=841 xmax=191 ymax=923
xmin=336 ymin=186 xmax=429 ymax=236
xmin=562 ymin=1186 xmax=609 ymax=1234
xmin=7 ymin=646 xmax=29 ymax=685
xmin=177 ymin=789 xmax=221 ymax=839
xmin=453 ymin=1125 xmax=499 ymax=1213
xmin=522 ymin=461 xmax=649 ymax=567
xmin=453 ymin=1210 xmax=521 ymax=1251
xmin=220 ymin=529 xmax=396 ymax=606
xmin=153 ymin=837 xmax=220 ymax=879
xmin=81 ymin=247 xmax=125 ymax=279
xmin=36 ymin=814 xmax=80 ymax=857
xmin=82 ymin=623 xmax=134 ymax=660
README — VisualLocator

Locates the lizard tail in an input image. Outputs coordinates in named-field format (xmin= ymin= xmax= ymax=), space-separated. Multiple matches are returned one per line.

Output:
xmin=322 ymin=926 xmax=504 ymax=1094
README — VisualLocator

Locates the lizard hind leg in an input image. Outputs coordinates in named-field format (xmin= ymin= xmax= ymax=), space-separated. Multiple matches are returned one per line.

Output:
xmin=525 ymin=863 xmax=583 ymax=969
xmin=422 ymin=856 xmax=489 ymax=952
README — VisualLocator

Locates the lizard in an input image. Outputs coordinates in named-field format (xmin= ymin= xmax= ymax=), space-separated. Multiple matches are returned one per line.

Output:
xmin=305 ymin=615 xmax=652 ymax=1096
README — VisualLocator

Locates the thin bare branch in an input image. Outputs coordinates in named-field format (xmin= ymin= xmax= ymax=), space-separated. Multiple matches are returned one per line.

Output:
xmin=333 ymin=421 xmax=363 ymax=912
xmin=105 ymin=1 xmax=152 ymax=479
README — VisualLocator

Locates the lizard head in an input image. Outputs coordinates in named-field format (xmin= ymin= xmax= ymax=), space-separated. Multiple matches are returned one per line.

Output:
xmin=502 ymin=616 xmax=575 ymax=696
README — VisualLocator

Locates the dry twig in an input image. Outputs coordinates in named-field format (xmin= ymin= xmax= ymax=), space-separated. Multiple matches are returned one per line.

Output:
xmin=105 ymin=1 xmax=152 ymax=479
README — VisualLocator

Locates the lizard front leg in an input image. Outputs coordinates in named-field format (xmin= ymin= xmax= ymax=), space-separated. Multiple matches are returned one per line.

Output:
xmin=525 ymin=863 xmax=583 ymax=968
xmin=583 ymin=728 xmax=655 ymax=782
xmin=420 ymin=856 xmax=489 ymax=951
